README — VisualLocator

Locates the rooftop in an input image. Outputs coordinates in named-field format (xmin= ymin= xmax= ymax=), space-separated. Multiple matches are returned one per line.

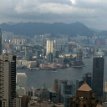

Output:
xmin=78 ymin=82 xmax=92 ymax=92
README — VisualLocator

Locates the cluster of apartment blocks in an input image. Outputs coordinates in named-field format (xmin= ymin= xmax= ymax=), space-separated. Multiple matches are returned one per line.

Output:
xmin=1 ymin=29 xmax=107 ymax=107
xmin=15 ymin=80 xmax=107 ymax=107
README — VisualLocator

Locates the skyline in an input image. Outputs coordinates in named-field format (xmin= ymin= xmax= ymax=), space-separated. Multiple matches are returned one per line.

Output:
xmin=0 ymin=0 xmax=107 ymax=30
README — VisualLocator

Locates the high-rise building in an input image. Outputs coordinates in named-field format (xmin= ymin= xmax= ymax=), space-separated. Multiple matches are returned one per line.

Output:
xmin=0 ymin=29 xmax=2 ymax=54
xmin=61 ymin=81 xmax=73 ymax=107
xmin=16 ymin=73 xmax=27 ymax=97
xmin=53 ymin=79 xmax=59 ymax=93
xmin=46 ymin=40 xmax=54 ymax=55
xmin=46 ymin=40 xmax=54 ymax=62
xmin=92 ymin=55 xmax=104 ymax=99
xmin=16 ymin=73 xmax=27 ymax=88
xmin=0 ymin=53 xmax=16 ymax=107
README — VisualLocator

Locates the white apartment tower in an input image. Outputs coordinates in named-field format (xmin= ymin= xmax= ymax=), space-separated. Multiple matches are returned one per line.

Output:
xmin=0 ymin=53 xmax=16 ymax=107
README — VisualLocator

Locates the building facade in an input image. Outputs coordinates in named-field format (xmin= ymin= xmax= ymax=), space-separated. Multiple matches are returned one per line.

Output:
xmin=92 ymin=56 xmax=104 ymax=99
xmin=61 ymin=81 xmax=73 ymax=107
xmin=46 ymin=40 xmax=54 ymax=55
xmin=0 ymin=29 xmax=2 ymax=54
xmin=0 ymin=53 xmax=16 ymax=107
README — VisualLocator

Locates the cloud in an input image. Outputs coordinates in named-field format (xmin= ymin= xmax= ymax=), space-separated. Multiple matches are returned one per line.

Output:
xmin=0 ymin=0 xmax=107 ymax=29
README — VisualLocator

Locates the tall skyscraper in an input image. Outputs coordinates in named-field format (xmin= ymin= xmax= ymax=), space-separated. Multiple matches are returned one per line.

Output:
xmin=46 ymin=40 xmax=54 ymax=55
xmin=92 ymin=55 xmax=104 ymax=99
xmin=0 ymin=29 xmax=2 ymax=54
xmin=0 ymin=53 xmax=16 ymax=107
xmin=46 ymin=40 xmax=54 ymax=62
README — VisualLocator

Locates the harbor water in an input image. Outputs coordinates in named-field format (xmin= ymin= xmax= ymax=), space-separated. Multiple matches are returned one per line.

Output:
xmin=17 ymin=57 xmax=107 ymax=89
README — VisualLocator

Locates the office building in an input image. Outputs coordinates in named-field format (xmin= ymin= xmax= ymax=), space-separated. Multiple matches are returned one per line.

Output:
xmin=92 ymin=55 xmax=104 ymax=99
xmin=0 ymin=53 xmax=16 ymax=107
xmin=0 ymin=29 xmax=2 ymax=54
xmin=46 ymin=40 xmax=54 ymax=55
xmin=53 ymin=79 xmax=59 ymax=93
xmin=61 ymin=81 xmax=73 ymax=107
xmin=46 ymin=39 xmax=54 ymax=62
xmin=47 ymin=53 xmax=54 ymax=62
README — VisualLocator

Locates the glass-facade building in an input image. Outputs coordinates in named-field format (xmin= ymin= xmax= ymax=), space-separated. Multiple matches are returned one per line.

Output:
xmin=92 ymin=56 xmax=104 ymax=99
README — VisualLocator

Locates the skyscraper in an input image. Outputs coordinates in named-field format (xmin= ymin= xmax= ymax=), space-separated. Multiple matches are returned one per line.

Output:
xmin=46 ymin=40 xmax=54 ymax=55
xmin=92 ymin=55 xmax=104 ymax=99
xmin=0 ymin=53 xmax=16 ymax=107
xmin=61 ymin=80 xmax=73 ymax=107
xmin=46 ymin=40 xmax=54 ymax=62
xmin=0 ymin=29 xmax=2 ymax=54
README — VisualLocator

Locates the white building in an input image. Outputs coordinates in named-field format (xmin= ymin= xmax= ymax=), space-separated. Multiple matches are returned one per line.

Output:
xmin=46 ymin=40 xmax=54 ymax=55
xmin=16 ymin=73 xmax=27 ymax=88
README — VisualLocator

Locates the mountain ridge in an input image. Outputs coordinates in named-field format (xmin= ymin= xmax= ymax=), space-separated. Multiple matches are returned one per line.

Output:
xmin=0 ymin=22 xmax=104 ymax=37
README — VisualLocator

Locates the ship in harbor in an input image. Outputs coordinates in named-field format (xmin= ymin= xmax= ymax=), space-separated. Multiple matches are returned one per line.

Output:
xmin=71 ymin=48 xmax=84 ymax=68
xmin=71 ymin=59 xmax=84 ymax=68
xmin=39 ymin=63 xmax=66 ymax=70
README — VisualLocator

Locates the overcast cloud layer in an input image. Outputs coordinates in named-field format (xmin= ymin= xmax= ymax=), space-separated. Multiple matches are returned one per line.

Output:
xmin=0 ymin=0 xmax=107 ymax=30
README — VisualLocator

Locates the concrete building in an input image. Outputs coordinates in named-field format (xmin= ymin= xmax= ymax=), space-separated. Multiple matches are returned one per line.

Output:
xmin=21 ymin=96 xmax=31 ymax=107
xmin=17 ymin=60 xmax=37 ymax=69
xmin=12 ymin=37 xmax=27 ymax=45
xmin=55 ymin=38 xmax=68 ymax=53
xmin=16 ymin=73 xmax=27 ymax=87
xmin=104 ymin=82 xmax=107 ymax=101
xmin=0 ymin=29 xmax=2 ymax=54
xmin=16 ymin=97 xmax=21 ymax=107
xmin=0 ymin=53 xmax=16 ymax=107
xmin=61 ymin=81 xmax=73 ymax=107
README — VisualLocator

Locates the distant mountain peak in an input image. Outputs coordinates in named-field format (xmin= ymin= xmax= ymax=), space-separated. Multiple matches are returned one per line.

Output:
xmin=0 ymin=22 xmax=94 ymax=37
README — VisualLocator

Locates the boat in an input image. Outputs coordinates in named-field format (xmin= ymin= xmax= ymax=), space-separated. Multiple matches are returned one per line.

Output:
xmin=71 ymin=60 xmax=84 ymax=68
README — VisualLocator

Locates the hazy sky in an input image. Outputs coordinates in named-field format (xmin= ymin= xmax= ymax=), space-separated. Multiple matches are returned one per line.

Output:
xmin=0 ymin=0 xmax=107 ymax=30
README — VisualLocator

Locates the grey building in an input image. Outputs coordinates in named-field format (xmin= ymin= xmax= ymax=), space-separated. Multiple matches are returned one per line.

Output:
xmin=0 ymin=53 xmax=16 ymax=107
xmin=61 ymin=81 xmax=73 ymax=107
xmin=92 ymin=55 xmax=104 ymax=99
xmin=0 ymin=29 xmax=2 ymax=54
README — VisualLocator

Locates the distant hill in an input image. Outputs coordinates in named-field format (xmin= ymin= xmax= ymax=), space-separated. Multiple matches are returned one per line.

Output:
xmin=0 ymin=22 xmax=95 ymax=36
